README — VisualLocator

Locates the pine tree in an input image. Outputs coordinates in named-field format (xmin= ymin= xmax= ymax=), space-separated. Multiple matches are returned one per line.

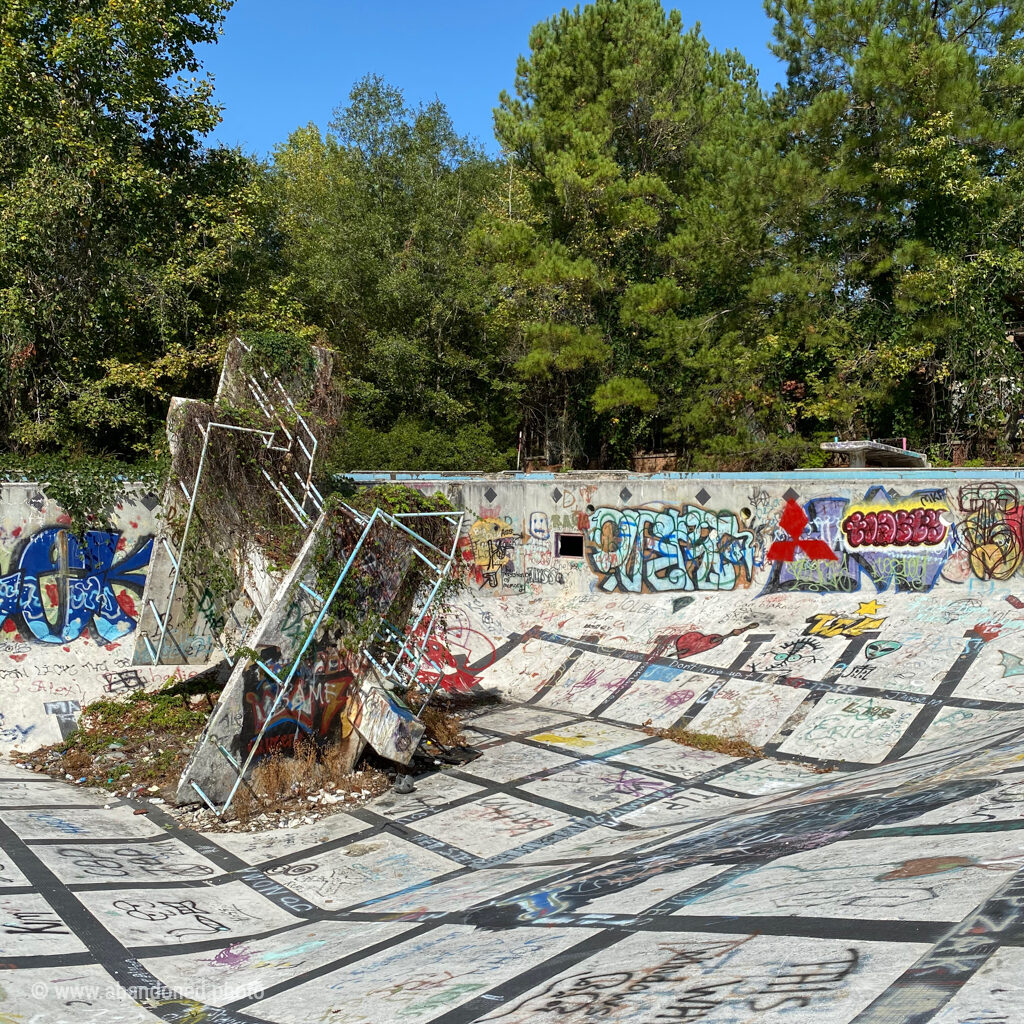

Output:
xmin=764 ymin=0 xmax=1024 ymax=457
xmin=481 ymin=0 xmax=766 ymax=467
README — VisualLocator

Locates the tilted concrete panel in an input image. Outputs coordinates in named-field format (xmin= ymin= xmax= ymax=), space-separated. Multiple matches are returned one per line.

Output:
xmin=176 ymin=505 xmax=424 ymax=806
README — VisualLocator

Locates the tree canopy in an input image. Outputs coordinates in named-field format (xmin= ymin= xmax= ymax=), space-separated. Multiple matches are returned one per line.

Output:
xmin=484 ymin=0 xmax=768 ymax=466
xmin=271 ymin=77 xmax=513 ymax=471
xmin=0 ymin=0 xmax=268 ymax=458
xmin=759 ymin=0 xmax=1024 ymax=461
xmin=6 ymin=0 xmax=1024 ymax=470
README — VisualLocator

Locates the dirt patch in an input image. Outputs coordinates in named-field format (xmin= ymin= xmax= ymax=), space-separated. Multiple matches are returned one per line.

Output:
xmin=10 ymin=675 xmax=394 ymax=820
xmin=645 ymin=723 xmax=835 ymax=773
xmin=13 ymin=674 xmax=223 ymax=802
xmin=646 ymin=725 xmax=765 ymax=759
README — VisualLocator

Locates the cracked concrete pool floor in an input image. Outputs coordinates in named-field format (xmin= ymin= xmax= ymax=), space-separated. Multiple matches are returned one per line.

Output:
xmin=2 ymin=686 xmax=1024 ymax=1024
xmin=10 ymin=583 xmax=1024 ymax=1023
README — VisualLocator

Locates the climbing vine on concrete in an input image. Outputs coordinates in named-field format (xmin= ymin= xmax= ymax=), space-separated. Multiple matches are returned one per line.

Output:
xmin=311 ymin=485 xmax=464 ymax=686
xmin=0 ymin=454 xmax=165 ymax=539
xmin=240 ymin=331 xmax=316 ymax=379
xmin=167 ymin=336 xmax=341 ymax=644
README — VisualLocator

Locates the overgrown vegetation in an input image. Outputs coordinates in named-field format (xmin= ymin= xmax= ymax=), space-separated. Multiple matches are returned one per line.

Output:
xmin=0 ymin=454 xmax=164 ymax=538
xmin=166 ymin=335 xmax=341 ymax=645
xmin=311 ymin=484 xmax=464 ymax=652
xmin=6 ymin=0 xmax=1024 ymax=467
xmin=407 ymin=694 xmax=466 ymax=748
xmin=15 ymin=673 xmax=224 ymax=798
xmin=649 ymin=724 xmax=835 ymax=772
xmin=14 ymin=673 xmax=468 ymax=820
xmin=0 ymin=1 xmax=278 ymax=458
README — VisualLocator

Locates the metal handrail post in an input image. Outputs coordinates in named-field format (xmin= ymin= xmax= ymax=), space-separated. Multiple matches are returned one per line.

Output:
xmin=384 ymin=512 xmax=465 ymax=673
xmin=391 ymin=512 xmax=466 ymax=703
xmin=153 ymin=426 xmax=211 ymax=665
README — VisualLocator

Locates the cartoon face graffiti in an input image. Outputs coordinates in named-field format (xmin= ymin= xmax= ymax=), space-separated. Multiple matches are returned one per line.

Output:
xmin=958 ymin=483 xmax=1024 ymax=580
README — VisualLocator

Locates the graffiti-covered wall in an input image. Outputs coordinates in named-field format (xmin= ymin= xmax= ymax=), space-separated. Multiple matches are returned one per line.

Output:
xmin=343 ymin=469 xmax=1024 ymax=767
xmin=0 ymin=481 xmax=174 ymax=751
xmin=349 ymin=471 xmax=1024 ymax=599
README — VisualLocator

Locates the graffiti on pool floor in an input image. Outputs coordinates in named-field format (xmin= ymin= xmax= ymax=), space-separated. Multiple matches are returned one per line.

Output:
xmin=486 ymin=939 xmax=860 ymax=1023
xmin=649 ymin=622 xmax=760 ymax=661
xmin=804 ymin=601 xmax=887 ymax=638
xmin=464 ymin=778 xmax=997 ymax=929
xmin=410 ymin=610 xmax=498 ymax=693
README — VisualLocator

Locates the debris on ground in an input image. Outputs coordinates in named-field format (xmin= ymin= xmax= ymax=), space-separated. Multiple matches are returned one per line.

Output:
xmin=13 ymin=674 xmax=223 ymax=802
xmin=644 ymin=724 xmax=765 ymax=758
xmin=407 ymin=690 xmax=466 ymax=747
xmin=393 ymin=774 xmax=416 ymax=794
xmin=13 ymin=676 xmax=484 ymax=830
xmin=643 ymin=722 xmax=835 ymax=772
xmin=227 ymin=737 xmax=392 ymax=826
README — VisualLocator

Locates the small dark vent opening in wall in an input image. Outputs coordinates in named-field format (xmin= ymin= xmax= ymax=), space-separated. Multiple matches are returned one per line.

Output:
xmin=557 ymin=534 xmax=584 ymax=558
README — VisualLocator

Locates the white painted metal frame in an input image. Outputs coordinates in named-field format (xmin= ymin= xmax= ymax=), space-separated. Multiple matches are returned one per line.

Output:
xmin=193 ymin=506 xmax=466 ymax=818
xmin=140 ymin=349 xmax=323 ymax=667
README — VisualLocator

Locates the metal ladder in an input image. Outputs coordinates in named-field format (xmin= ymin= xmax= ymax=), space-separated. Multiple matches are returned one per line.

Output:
xmin=190 ymin=506 xmax=466 ymax=818
xmin=137 ymin=343 xmax=325 ymax=667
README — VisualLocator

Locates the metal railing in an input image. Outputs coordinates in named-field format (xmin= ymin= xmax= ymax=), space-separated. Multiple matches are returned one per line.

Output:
xmin=189 ymin=506 xmax=466 ymax=818
xmin=137 ymin=341 xmax=323 ymax=667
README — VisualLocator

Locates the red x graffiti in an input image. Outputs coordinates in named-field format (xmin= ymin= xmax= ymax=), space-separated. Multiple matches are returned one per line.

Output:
xmin=766 ymin=499 xmax=838 ymax=562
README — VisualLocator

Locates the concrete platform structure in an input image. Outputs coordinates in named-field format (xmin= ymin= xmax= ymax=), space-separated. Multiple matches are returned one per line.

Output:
xmin=820 ymin=439 xmax=931 ymax=468
xmin=4 ymin=468 xmax=1024 ymax=1022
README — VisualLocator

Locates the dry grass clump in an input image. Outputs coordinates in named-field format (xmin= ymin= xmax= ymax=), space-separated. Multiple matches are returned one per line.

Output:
xmin=59 ymin=749 xmax=93 ymax=778
xmin=231 ymin=737 xmax=390 ymax=824
xmin=418 ymin=704 xmax=465 ymax=747
xmin=405 ymin=691 xmax=465 ymax=747
xmin=649 ymin=725 xmax=764 ymax=759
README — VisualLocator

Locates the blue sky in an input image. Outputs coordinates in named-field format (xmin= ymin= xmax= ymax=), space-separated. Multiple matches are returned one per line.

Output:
xmin=199 ymin=1 xmax=786 ymax=159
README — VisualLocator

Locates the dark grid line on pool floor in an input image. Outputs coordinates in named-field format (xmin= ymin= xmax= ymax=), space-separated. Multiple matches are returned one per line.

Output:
xmin=0 ymin=769 xmax=1019 ymax=1023
xmin=0 ymin=813 xmax=272 ymax=1024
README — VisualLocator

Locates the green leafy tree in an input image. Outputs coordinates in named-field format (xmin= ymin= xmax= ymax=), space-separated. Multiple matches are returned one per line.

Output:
xmin=482 ymin=0 xmax=768 ymax=467
xmin=762 ymin=0 xmax=1024 ymax=457
xmin=0 ymin=0 xmax=271 ymax=458
xmin=272 ymin=76 xmax=514 ymax=471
